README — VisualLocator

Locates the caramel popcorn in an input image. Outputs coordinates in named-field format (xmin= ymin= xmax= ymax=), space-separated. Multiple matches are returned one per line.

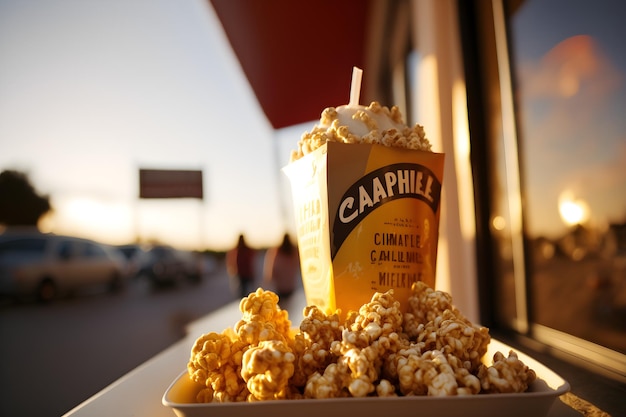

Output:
xmin=241 ymin=340 xmax=296 ymax=401
xmin=478 ymin=351 xmax=537 ymax=394
xmin=415 ymin=309 xmax=491 ymax=372
xmin=304 ymin=362 xmax=352 ymax=399
xmin=291 ymin=101 xmax=432 ymax=161
xmin=187 ymin=286 xmax=536 ymax=402
xmin=291 ymin=306 xmax=343 ymax=387
xmin=188 ymin=288 xmax=293 ymax=403
xmin=316 ymin=291 xmax=406 ymax=398
xmin=388 ymin=348 xmax=482 ymax=396
xmin=187 ymin=330 xmax=249 ymax=402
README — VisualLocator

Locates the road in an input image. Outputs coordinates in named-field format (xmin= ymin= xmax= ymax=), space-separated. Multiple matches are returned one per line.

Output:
xmin=0 ymin=257 xmax=244 ymax=417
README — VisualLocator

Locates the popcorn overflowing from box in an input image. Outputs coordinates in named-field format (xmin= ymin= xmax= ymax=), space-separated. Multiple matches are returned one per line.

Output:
xmin=284 ymin=67 xmax=444 ymax=317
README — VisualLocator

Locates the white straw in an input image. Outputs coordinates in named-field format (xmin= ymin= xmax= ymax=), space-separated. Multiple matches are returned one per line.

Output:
xmin=349 ymin=66 xmax=363 ymax=107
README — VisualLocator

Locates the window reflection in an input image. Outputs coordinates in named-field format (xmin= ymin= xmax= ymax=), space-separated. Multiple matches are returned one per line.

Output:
xmin=509 ymin=0 xmax=626 ymax=354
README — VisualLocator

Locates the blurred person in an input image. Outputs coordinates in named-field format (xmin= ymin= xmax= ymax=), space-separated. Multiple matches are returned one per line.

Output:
xmin=263 ymin=233 xmax=299 ymax=301
xmin=226 ymin=234 xmax=256 ymax=298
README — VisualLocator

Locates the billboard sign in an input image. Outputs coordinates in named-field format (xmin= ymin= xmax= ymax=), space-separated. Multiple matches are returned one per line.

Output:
xmin=139 ymin=169 xmax=203 ymax=199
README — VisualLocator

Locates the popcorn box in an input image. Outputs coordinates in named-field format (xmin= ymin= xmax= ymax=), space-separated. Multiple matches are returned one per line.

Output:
xmin=284 ymin=141 xmax=444 ymax=316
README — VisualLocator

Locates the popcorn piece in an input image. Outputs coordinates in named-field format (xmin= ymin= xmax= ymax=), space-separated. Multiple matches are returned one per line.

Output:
xmin=187 ymin=330 xmax=249 ymax=402
xmin=326 ymin=290 xmax=405 ymax=397
xmin=423 ymin=351 xmax=459 ymax=396
xmin=478 ymin=350 xmax=537 ymax=393
xmin=375 ymin=379 xmax=397 ymax=397
xmin=350 ymin=290 xmax=403 ymax=340
xmin=392 ymin=347 xmax=429 ymax=395
xmin=404 ymin=281 xmax=456 ymax=333
xmin=241 ymin=340 xmax=296 ymax=401
xmin=188 ymin=332 xmax=232 ymax=377
xmin=196 ymin=387 xmax=215 ymax=403
xmin=416 ymin=309 xmax=490 ymax=372
xmin=206 ymin=363 xmax=249 ymax=402
xmin=238 ymin=288 xmax=291 ymax=336
xmin=291 ymin=306 xmax=344 ymax=387
xmin=235 ymin=320 xmax=287 ymax=346
xmin=304 ymin=362 xmax=352 ymax=399
xmin=445 ymin=353 xmax=481 ymax=395
xmin=382 ymin=344 xmax=419 ymax=384
xmin=300 ymin=305 xmax=344 ymax=346
xmin=235 ymin=288 xmax=292 ymax=346
xmin=348 ymin=373 xmax=375 ymax=397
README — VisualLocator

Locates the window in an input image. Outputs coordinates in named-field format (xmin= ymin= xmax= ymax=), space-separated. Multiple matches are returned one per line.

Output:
xmin=509 ymin=0 xmax=626 ymax=354
xmin=83 ymin=242 xmax=107 ymax=258
xmin=459 ymin=0 xmax=626 ymax=381
xmin=507 ymin=0 xmax=626 ymax=382
xmin=57 ymin=240 xmax=74 ymax=260
xmin=0 ymin=237 xmax=46 ymax=253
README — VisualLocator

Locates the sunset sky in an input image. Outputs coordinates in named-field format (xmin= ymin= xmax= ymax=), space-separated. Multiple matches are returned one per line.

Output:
xmin=511 ymin=0 xmax=626 ymax=238
xmin=1 ymin=0 xmax=624 ymax=250
xmin=0 ymin=0 xmax=304 ymax=250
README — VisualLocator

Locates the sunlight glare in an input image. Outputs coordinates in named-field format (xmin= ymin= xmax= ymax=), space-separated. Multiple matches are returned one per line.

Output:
xmin=558 ymin=191 xmax=590 ymax=226
xmin=54 ymin=197 xmax=133 ymax=244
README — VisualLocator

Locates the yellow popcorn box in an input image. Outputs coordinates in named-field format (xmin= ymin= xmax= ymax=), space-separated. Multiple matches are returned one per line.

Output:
xmin=284 ymin=141 xmax=444 ymax=316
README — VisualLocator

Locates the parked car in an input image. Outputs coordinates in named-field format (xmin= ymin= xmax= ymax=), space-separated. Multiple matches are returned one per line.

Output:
xmin=0 ymin=231 xmax=127 ymax=302
xmin=142 ymin=245 xmax=202 ymax=287
xmin=116 ymin=243 xmax=150 ymax=279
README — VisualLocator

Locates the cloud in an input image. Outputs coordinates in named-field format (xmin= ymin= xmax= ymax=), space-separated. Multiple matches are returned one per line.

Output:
xmin=519 ymin=35 xmax=622 ymax=100
xmin=518 ymin=35 xmax=624 ymax=152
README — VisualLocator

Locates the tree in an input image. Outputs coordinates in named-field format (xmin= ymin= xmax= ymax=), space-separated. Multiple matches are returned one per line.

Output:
xmin=0 ymin=170 xmax=51 ymax=227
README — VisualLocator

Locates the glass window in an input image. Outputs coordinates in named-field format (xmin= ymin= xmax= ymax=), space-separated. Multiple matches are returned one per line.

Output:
xmin=57 ymin=240 xmax=74 ymax=259
xmin=507 ymin=0 xmax=626 ymax=355
xmin=0 ymin=237 xmax=46 ymax=253
xmin=84 ymin=242 xmax=107 ymax=258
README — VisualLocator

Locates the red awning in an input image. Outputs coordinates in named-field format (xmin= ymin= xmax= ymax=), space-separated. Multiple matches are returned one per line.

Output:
xmin=209 ymin=0 xmax=377 ymax=129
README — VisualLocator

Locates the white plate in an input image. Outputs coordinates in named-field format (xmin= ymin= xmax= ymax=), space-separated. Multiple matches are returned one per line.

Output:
xmin=162 ymin=338 xmax=570 ymax=417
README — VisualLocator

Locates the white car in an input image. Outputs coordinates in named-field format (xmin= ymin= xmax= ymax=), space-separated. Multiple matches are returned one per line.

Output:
xmin=0 ymin=231 xmax=127 ymax=302
xmin=142 ymin=245 xmax=203 ymax=287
